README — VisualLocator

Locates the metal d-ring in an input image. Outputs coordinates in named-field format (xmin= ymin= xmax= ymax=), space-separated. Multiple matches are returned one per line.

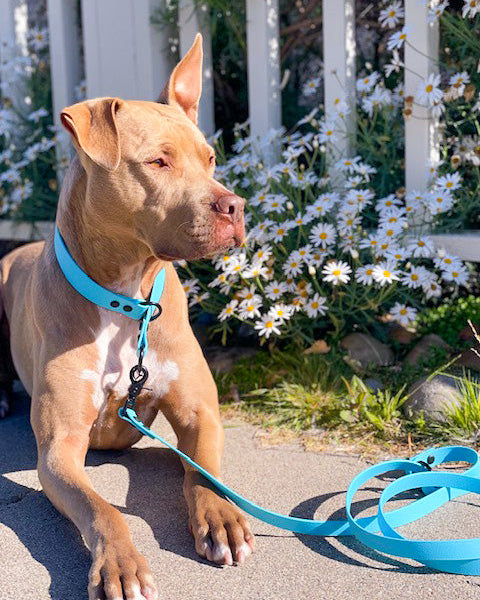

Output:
xmin=139 ymin=300 xmax=162 ymax=321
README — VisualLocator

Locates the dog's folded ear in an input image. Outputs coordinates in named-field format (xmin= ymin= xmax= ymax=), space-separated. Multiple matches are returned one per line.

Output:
xmin=60 ymin=97 xmax=123 ymax=171
xmin=167 ymin=33 xmax=203 ymax=124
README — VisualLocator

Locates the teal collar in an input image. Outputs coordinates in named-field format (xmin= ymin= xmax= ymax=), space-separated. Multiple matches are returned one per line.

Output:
xmin=54 ymin=225 xmax=165 ymax=354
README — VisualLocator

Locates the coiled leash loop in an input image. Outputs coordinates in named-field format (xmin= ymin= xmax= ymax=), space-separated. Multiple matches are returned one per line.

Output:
xmin=54 ymin=226 xmax=480 ymax=577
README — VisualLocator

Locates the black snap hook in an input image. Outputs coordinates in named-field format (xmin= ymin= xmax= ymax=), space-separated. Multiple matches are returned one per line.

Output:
xmin=129 ymin=364 xmax=149 ymax=386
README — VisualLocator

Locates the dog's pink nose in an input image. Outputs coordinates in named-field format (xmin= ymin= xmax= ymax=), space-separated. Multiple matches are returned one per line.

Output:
xmin=213 ymin=195 xmax=244 ymax=223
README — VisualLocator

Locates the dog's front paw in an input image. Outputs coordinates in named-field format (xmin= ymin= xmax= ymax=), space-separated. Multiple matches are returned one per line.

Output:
xmin=88 ymin=537 xmax=158 ymax=600
xmin=187 ymin=484 xmax=255 ymax=566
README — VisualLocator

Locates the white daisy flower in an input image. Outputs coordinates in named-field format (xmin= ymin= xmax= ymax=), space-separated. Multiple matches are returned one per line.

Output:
xmin=239 ymin=297 xmax=262 ymax=319
xmin=252 ymin=245 xmax=273 ymax=264
xmin=322 ymin=260 xmax=352 ymax=285
xmin=283 ymin=254 xmax=303 ymax=277
xmin=268 ymin=303 xmax=294 ymax=324
xmin=415 ymin=74 xmax=443 ymax=107
xmin=218 ymin=299 xmax=238 ymax=322
xmin=269 ymin=222 xmax=293 ymax=243
xmin=265 ymin=280 xmax=288 ymax=301
xmin=442 ymin=265 xmax=469 ymax=286
xmin=401 ymin=266 xmax=431 ymax=289
xmin=261 ymin=193 xmax=287 ymax=214
xmin=224 ymin=253 xmax=248 ymax=276
xmin=189 ymin=291 xmax=209 ymax=307
xmin=303 ymin=293 xmax=328 ymax=318
xmin=387 ymin=27 xmax=407 ymax=50
xmin=449 ymin=71 xmax=470 ymax=97
xmin=318 ymin=120 xmax=338 ymax=144
xmin=309 ymin=222 xmax=337 ymax=248
xmin=372 ymin=262 xmax=401 ymax=286
xmin=242 ymin=261 xmax=269 ymax=279
xmin=389 ymin=303 xmax=417 ymax=327
xmin=379 ymin=1 xmax=405 ymax=28
xmin=356 ymin=71 xmax=380 ymax=93
xmin=182 ymin=278 xmax=200 ymax=296
xmin=254 ymin=314 xmax=281 ymax=339
xmin=302 ymin=76 xmax=321 ymax=97
xmin=427 ymin=190 xmax=455 ymax=214
xmin=407 ymin=236 xmax=435 ymax=258
xmin=424 ymin=277 xmax=442 ymax=299
xmin=355 ymin=264 xmax=375 ymax=285
xmin=433 ymin=251 xmax=463 ymax=271
xmin=435 ymin=172 xmax=461 ymax=192
xmin=297 ymin=244 xmax=314 ymax=263
xmin=462 ymin=0 xmax=480 ymax=18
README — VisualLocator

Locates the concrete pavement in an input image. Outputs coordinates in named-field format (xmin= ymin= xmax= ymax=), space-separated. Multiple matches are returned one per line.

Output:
xmin=1 ymin=388 xmax=480 ymax=600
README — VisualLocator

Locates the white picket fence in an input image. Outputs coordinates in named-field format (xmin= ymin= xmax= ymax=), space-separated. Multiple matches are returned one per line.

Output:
xmin=0 ymin=0 xmax=478 ymax=259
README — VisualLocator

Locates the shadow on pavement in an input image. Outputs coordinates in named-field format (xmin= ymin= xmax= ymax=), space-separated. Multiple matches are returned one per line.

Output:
xmin=290 ymin=490 xmax=436 ymax=574
xmin=0 ymin=389 xmax=208 ymax=600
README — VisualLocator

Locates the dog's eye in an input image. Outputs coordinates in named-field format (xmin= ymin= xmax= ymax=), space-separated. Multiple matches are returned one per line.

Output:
xmin=150 ymin=157 xmax=168 ymax=168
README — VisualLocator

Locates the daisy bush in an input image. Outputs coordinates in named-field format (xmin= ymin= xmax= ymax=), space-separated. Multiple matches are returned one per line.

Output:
xmin=176 ymin=0 xmax=480 ymax=346
xmin=178 ymin=124 xmax=469 ymax=345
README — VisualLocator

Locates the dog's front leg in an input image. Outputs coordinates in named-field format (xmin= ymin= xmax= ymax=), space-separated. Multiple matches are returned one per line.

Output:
xmin=161 ymin=357 xmax=255 ymax=566
xmin=31 ymin=383 xmax=158 ymax=600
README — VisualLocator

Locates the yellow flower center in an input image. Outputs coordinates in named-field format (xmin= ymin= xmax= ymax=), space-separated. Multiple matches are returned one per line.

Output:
xmin=333 ymin=269 xmax=341 ymax=276
xmin=384 ymin=270 xmax=391 ymax=278
xmin=266 ymin=321 xmax=273 ymax=328
xmin=426 ymin=84 xmax=433 ymax=93
xmin=320 ymin=233 xmax=327 ymax=239
xmin=312 ymin=302 xmax=319 ymax=309
xmin=411 ymin=274 xmax=418 ymax=281
xmin=389 ymin=10 xmax=396 ymax=17
xmin=400 ymin=308 xmax=407 ymax=315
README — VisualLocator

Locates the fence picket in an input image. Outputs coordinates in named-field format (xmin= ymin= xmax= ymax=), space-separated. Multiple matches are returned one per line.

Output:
xmin=404 ymin=0 xmax=440 ymax=192
xmin=322 ymin=0 xmax=356 ymax=158
xmin=0 ymin=0 xmax=28 ymax=111
xmin=245 ymin=0 xmax=281 ymax=150
xmin=178 ymin=1 xmax=215 ymax=136
xmin=46 ymin=0 xmax=83 ymax=171
xmin=80 ymin=0 xmax=174 ymax=102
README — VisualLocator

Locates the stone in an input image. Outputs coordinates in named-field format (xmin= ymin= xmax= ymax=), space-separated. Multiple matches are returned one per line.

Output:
xmin=403 ymin=374 xmax=464 ymax=422
xmin=455 ymin=348 xmax=480 ymax=372
xmin=459 ymin=322 xmax=480 ymax=342
xmin=388 ymin=323 xmax=416 ymax=344
xmin=205 ymin=346 xmax=258 ymax=374
xmin=340 ymin=333 xmax=394 ymax=368
xmin=403 ymin=334 xmax=451 ymax=366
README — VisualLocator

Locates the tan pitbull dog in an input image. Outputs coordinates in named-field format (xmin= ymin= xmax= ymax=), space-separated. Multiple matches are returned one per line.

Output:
xmin=0 ymin=35 xmax=254 ymax=600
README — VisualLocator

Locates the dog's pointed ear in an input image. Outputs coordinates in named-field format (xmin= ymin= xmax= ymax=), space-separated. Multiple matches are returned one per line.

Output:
xmin=167 ymin=33 xmax=203 ymax=124
xmin=60 ymin=97 xmax=123 ymax=171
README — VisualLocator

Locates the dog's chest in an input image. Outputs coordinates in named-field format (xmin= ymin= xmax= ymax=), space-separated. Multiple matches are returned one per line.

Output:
xmin=80 ymin=313 xmax=179 ymax=411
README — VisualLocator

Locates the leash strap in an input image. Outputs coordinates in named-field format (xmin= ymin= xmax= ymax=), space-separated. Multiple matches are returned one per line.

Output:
xmin=119 ymin=407 xmax=480 ymax=576
xmin=53 ymin=225 xmax=480 ymax=575
xmin=54 ymin=226 xmax=165 ymax=322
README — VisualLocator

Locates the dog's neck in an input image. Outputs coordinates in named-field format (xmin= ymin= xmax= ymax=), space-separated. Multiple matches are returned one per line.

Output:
xmin=55 ymin=157 xmax=161 ymax=296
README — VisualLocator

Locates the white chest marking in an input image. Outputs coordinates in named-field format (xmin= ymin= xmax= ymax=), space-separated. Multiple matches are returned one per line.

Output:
xmin=80 ymin=312 xmax=179 ymax=411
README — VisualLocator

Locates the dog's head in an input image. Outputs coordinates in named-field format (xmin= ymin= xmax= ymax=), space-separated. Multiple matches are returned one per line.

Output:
xmin=60 ymin=35 xmax=245 ymax=261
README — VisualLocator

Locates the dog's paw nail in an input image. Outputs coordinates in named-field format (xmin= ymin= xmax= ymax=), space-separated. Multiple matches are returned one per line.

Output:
xmin=142 ymin=586 xmax=158 ymax=600
xmin=212 ymin=543 xmax=232 ymax=565
xmin=236 ymin=542 xmax=251 ymax=565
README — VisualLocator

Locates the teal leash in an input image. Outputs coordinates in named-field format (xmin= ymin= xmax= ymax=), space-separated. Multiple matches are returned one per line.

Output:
xmin=54 ymin=225 xmax=480 ymax=576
